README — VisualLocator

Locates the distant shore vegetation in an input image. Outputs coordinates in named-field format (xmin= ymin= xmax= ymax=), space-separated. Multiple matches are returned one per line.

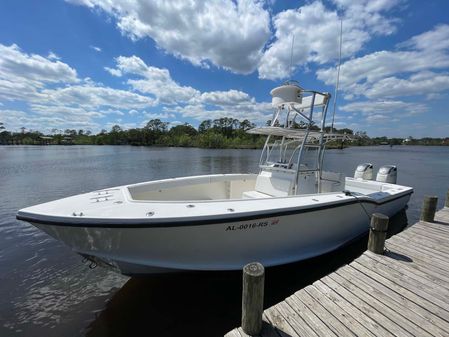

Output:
xmin=0 ymin=119 xmax=448 ymax=148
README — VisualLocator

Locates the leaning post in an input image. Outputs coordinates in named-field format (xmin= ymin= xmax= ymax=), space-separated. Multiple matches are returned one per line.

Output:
xmin=367 ymin=213 xmax=389 ymax=254
xmin=421 ymin=196 xmax=438 ymax=222
xmin=242 ymin=262 xmax=265 ymax=336
xmin=445 ymin=189 xmax=449 ymax=208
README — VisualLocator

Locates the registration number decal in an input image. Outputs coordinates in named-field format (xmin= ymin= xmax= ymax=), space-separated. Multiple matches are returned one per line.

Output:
xmin=225 ymin=219 xmax=279 ymax=231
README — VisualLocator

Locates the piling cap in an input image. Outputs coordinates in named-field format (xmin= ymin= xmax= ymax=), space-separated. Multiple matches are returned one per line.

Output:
xmin=243 ymin=262 xmax=264 ymax=277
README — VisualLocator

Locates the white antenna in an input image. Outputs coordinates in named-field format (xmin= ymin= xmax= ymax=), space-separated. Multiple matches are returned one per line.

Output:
xmin=331 ymin=18 xmax=343 ymax=133
xmin=289 ymin=34 xmax=295 ymax=79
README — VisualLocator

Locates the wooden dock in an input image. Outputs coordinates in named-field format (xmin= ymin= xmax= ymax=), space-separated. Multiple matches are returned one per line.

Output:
xmin=226 ymin=206 xmax=449 ymax=337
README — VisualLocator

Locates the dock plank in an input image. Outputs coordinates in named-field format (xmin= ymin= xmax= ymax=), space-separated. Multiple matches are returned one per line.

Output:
xmin=354 ymin=255 xmax=449 ymax=310
xmin=390 ymin=235 xmax=449 ymax=262
xmin=293 ymin=287 xmax=357 ymax=337
xmin=339 ymin=265 xmax=449 ymax=336
xmin=322 ymin=274 xmax=416 ymax=337
xmin=329 ymin=271 xmax=434 ymax=337
xmin=285 ymin=293 xmax=338 ymax=337
xmin=226 ymin=208 xmax=449 ymax=337
xmin=304 ymin=285 xmax=375 ymax=337
xmin=364 ymin=247 xmax=449 ymax=291
xmin=313 ymin=279 xmax=393 ymax=337
xmin=383 ymin=241 xmax=449 ymax=281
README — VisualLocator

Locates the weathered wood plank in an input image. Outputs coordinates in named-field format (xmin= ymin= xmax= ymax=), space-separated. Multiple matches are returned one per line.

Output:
xmin=383 ymin=241 xmax=449 ymax=279
xmin=400 ymin=226 xmax=449 ymax=250
xmin=408 ymin=224 xmax=449 ymax=241
xmin=224 ymin=329 xmax=242 ymax=337
xmin=305 ymin=286 xmax=376 ymax=337
xmin=293 ymin=287 xmax=357 ymax=337
xmin=353 ymin=258 xmax=449 ymax=313
xmin=340 ymin=265 xmax=449 ymax=336
xmin=322 ymin=275 xmax=416 ymax=337
xmin=415 ymin=220 xmax=449 ymax=234
xmin=388 ymin=234 xmax=449 ymax=263
xmin=398 ymin=233 xmax=449 ymax=258
xmin=351 ymin=260 xmax=449 ymax=323
xmin=365 ymin=247 xmax=449 ymax=291
xmin=400 ymin=230 xmax=449 ymax=257
xmin=272 ymin=301 xmax=320 ymax=337
xmin=387 ymin=236 xmax=449 ymax=273
xmin=330 ymin=270 xmax=434 ymax=337
xmin=314 ymin=279 xmax=393 ymax=337
xmin=260 ymin=314 xmax=293 ymax=337
xmin=358 ymin=254 xmax=449 ymax=308
xmin=263 ymin=306 xmax=303 ymax=337
xmin=285 ymin=292 xmax=339 ymax=337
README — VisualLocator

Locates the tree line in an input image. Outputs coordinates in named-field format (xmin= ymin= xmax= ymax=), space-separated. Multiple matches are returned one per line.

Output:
xmin=0 ymin=119 xmax=447 ymax=148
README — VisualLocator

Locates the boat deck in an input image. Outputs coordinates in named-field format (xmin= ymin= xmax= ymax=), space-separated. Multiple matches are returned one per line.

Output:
xmin=226 ymin=207 xmax=449 ymax=337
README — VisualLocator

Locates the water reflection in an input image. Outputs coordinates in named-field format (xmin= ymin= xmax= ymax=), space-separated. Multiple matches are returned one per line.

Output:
xmin=86 ymin=210 xmax=408 ymax=337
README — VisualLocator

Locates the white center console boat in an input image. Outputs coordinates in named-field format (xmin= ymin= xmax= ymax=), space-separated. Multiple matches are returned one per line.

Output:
xmin=17 ymin=81 xmax=413 ymax=275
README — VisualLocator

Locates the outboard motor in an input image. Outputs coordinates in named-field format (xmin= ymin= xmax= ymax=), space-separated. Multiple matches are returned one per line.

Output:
xmin=354 ymin=163 xmax=373 ymax=180
xmin=376 ymin=165 xmax=397 ymax=184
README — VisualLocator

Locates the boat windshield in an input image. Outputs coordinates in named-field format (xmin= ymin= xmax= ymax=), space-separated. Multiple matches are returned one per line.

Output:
xmin=261 ymin=137 xmax=320 ymax=171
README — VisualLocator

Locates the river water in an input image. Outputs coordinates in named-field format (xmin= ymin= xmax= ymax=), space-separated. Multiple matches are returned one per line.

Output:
xmin=0 ymin=145 xmax=448 ymax=337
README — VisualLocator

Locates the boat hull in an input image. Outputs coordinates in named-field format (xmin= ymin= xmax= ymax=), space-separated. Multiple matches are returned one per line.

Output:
xmin=30 ymin=193 xmax=411 ymax=275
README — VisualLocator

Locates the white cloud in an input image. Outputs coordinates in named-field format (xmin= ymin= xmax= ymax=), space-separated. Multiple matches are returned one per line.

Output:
xmin=106 ymin=55 xmax=272 ymax=122
xmin=40 ymin=84 xmax=155 ymax=110
xmin=104 ymin=66 xmax=122 ymax=77
xmin=166 ymin=101 xmax=272 ymax=124
xmin=317 ymin=24 xmax=449 ymax=99
xmin=68 ymin=0 xmax=271 ymax=74
xmin=0 ymin=44 xmax=159 ymax=133
xmin=258 ymin=0 xmax=403 ymax=79
xmin=107 ymin=55 xmax=199 ymax=104
xmin=47 ymin=51 xmax=61 ymax=60
xmin=90 ymin=45 xmax=102 ymax=52
xmin=0 ymin=44 xmax=79 ymax=102
xmin=0 ymin=109 xmax=100 ymax=132
xmin=197 ymin=90 xmax=254 ymax=106
xmin=0 ymin=44 xmax=78 ymax=84
xmin=364 ymin=71 xmax=449 ymax=99
xmin=340 ymin=100 xmax=428 ymax=117
xmin=143 ymin=112 xmax=175 ymax=120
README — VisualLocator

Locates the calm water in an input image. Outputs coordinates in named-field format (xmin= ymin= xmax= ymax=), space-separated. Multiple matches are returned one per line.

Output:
xmin=1 ymin=145 xmax=448 ymax=337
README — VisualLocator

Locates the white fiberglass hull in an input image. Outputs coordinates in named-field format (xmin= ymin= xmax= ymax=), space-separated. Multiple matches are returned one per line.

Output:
xmin=22 ymin=188 xmax=411 ymax=275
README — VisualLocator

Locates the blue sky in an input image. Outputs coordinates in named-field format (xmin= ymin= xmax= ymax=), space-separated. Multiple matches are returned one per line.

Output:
xmin=0 ymin=0 xmax=448 ymax=137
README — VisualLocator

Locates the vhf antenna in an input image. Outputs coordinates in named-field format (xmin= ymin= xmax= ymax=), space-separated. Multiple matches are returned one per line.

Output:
xmin=331 ymin=18 xmax=343 ymax=133
xmin=289 ymin=34 xmax=295 ymax=79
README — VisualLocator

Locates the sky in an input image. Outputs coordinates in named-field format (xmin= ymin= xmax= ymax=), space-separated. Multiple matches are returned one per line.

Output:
xmin=0 ymin=0 xmax=448 ymax=138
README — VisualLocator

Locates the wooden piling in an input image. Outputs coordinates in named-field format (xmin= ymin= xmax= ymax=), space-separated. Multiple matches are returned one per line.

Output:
xmin=421 ymin=196 xmax=438 ymax=222
xmin=445 ymin=189 xmax=449 ymax=208
xmin=367 ymin=213 xmax=389 ymax=254
xmin=242 ymin=262 xmax=265 ymax=336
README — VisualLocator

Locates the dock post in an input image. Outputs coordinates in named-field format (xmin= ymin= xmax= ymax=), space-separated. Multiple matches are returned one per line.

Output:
xmin=242 ymin=262 xmax=264 ymax=336
xmin=445 ymin=189 xmax=449 ymax=208
xmin=421 ymin=196 xmax=438 ymax=222
xmin=367 ymin=213 xmax=389 ymax=254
